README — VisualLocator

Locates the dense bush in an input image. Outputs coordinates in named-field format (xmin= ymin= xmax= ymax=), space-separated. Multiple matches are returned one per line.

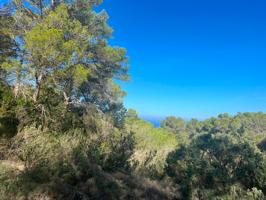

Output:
xmin=161 ymin=113 xmax=266 ymax=146
xmin=166 ymin=132 xmax=266 ymax=199
xmin=125 ymin=113 xmax=178 ymax=177
xmin=0 ymin=126 xmax=176 ymax=200
xmin=0 ymin=83 xmax=19 ymax=137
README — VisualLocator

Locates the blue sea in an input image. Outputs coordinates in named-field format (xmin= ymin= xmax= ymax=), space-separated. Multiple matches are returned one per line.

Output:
xmin=140 ymin=115 xmax=164 ymax=127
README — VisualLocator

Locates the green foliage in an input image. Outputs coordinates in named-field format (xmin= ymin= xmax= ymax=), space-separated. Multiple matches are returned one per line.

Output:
xmin=216 ymin=185 xmax=265 ymax=200
xmin=0 ymin=7 xmax=17 ymax=65
xmin=22 ymin=4 xmax=90 ymax=103
xmin=166 ymin=132 xmax=266 ymax=199
xmin=0 ymin=126 xmax=173 ymax=200
xmin=161 ymin=112 xmax=266 ymax=146
xmin=126 ymin=108 xmax=138 ymax=118
xmin=0 ymin=0 xmax=129 ymax=131
xmin=258 ymin=138 xmax=266 ymax=152
xmin=161 ymin=116 xmax=186 ymax=132
xmin=125 ymin=115 xmax=178 ymax=177
xmin=161 ymin=116 xmax=191 ymax=144
xmin=0 ymin=83 xmax=19 ymax=137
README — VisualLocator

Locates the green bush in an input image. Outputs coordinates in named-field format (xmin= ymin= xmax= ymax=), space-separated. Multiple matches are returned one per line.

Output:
xmin=125 ymin=116 xmax=178 ymax=177
xmin=166 ymin=132 xmax=266 ymax=199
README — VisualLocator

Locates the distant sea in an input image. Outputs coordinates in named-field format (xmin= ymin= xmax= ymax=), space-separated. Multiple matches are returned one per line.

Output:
xmin=140 ymin=115 xmax=192 ymax=127
xmin=140 ymin=115 xmax=164 ymax=127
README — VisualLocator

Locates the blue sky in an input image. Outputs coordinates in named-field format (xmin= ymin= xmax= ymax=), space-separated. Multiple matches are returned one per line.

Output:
xmin=1 ymin=0 xmax=265 ymax=119
xmin=100 ymin=0 xmax=266 ymax=119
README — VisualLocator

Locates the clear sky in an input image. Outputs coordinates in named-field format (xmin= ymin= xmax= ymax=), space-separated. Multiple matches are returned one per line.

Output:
xmin=1 ymin=0 xmax=265 ymax=119
xmin=100 ymin=0 xmax=266 ymax=119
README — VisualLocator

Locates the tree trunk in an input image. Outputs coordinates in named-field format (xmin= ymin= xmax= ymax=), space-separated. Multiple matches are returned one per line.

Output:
xmin=33 ymin=73 xmax=43 ymax=102
xmin=51 ymin=0 xmax=56 ymax=9
xmin=14 ymin=82 xmax=20 ymax=97
xmin=63 ymin=91 xmax=70 ymax=104
xmin=14 ymin=60 xmax=22 ymax=98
